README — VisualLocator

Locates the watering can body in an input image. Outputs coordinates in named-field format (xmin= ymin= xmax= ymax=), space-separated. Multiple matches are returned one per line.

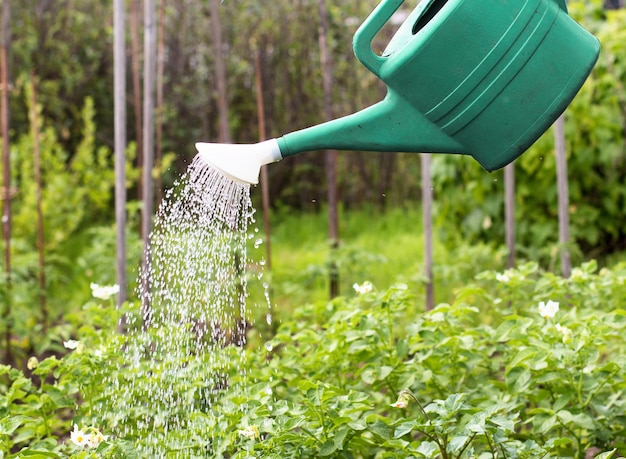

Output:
xmin=197 ymin=0 xmax=600 ymax=184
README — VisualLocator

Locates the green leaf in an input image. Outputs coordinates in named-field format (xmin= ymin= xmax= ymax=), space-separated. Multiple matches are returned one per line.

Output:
xmin=348 ymin=418 xmax=367 ymax=431
xmin=571 ymin=412 xmax=595 ymax=430
xmin=394 ymin=421 xmax=415 ymax=438
xmin=536 ymin=414 xmax=557 ymax=434
xmin=366 ymin=416 xmax=392 ymax=440
xmin=0 ymin=415 xmax=32 ymax=436
xmin=415 ymin=440 xmax=439 ymax=457
xmin=333 ymin=425 xmax=349 ymax=449
xmin=594 ymin=450 xmax=616 ymax=459
xmin=319 ymin=439 xmax=337 ymax=456
xmin=448 ymin=434 xmax=471 ymax=453
xmin=360 ymin=367 xmax=377 ymax=385
xmin=396 ymin=339 xmax=409 ymax=359
xmin=467 ymin=411 xmax=486 ymax=434
xmin=9 ymin=450 xmax=62 ymax=459
xmin=489 ymin=415 xmax=516 ymax=432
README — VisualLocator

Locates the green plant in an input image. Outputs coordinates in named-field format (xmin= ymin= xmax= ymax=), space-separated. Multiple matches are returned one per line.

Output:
xmin=2 ymin=259 xmax=626 ymax=458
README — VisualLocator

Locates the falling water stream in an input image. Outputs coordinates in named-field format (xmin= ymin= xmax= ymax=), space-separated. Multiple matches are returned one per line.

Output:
xmin=100 ymin=156 xmax=265 ymax=456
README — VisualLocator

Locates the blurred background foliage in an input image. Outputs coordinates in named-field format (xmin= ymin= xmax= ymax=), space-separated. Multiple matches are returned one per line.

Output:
xmin=1 ymin=0 xmax=623 ymax=248
xmin=0 ymin=0 xmax=625 ymax=362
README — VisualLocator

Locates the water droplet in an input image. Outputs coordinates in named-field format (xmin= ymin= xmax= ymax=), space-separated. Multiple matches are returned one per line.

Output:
xmin=97 ymin=155 xmax=267 ymax=454
xmin=264 ymin=342 xmax=273 ymax=352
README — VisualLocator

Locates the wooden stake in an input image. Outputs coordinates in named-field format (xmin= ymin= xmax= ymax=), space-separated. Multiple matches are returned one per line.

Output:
xmin=1 ymin=0 xmax=13 ymax=364
xmin=130 ymin=0 xmax=144 ymax=219
xmin=317 ymin=0 xmax=340 ymax=299
xmin=555 ymin=114 xmax=571 ymax=278
xmin=421 ymin=154 xmax=434 ymax=311
xmin=114 ymin=0 xmax=128 ymax=315
xmin=504 ymin=163 xmax=515 ymax=268
xmin=141 ymin=0 xmax=157 ymax=319
xmin=29 ymin=73 xmax=47 ymax=331
xmin=255 ymin=48 xmax=272 ymax=271
xmin=209 ymin=0 xmax=231 ymax=143
xmin=156 ymin=0 xmax=166 ymax=206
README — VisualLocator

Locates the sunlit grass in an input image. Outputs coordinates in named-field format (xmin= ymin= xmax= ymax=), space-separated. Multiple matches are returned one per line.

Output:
xmin=247 ymin=205 xmax=508 ymax=322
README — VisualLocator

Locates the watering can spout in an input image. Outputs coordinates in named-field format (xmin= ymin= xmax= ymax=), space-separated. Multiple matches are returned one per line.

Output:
xmin=196 ymin=94 xmax=465 ymax=185
xmin=195 ymin=139 xmax=283 ymax=185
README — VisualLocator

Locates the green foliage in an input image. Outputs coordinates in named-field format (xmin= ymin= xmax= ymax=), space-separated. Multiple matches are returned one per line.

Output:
xmin=229 ymin=262 xmax=626 ymax=458
xmin=3 ymin=261 xmax=626 ymax=458
xmin=0 ymin=91 xmax=143 ymax=364
xmin=0 ymin=294 xmax=124 ymax=458
xmin=9 ymin=0 xmax=114 ymax=155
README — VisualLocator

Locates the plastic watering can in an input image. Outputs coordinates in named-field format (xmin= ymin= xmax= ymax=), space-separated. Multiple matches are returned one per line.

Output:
xmin=196 ymin=0 xmax=600 ymax=184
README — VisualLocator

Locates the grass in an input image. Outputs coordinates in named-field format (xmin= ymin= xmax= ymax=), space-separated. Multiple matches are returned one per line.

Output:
xmin=247 ymin=205 xmax=510 ymax=322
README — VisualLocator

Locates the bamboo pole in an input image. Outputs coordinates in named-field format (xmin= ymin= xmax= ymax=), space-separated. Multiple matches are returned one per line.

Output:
xmin=255 ymin=48 xmax=272 ymax=271
xmin=555 ymin=114 xmax=571 ymax=278
xmin=1 ymin=0 xmax=12 ymax=364
xmin=421 ymin=154 xmax=434 ymax=311
xmin=29 ymin=73 xmax=47 ymax=331
xmin=130 ymin=0 xmax=144 ymax=218
xmin=209 ymin=0 xmax=231 ymax=143
xmin=504 ymin=163 xmax=515 ymax=268
xmin=141 ymin=0 xmax=157 ymax=318
xmin=317 ymin=0 xmax=340 ymax=299
xmin=114 ymin=0 xmax=127 ymax=314
xmin=156 ymin=0 xmax=166 ymax=206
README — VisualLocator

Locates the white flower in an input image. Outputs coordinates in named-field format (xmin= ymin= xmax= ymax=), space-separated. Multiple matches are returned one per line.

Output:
xmin=70 ymin=425 xmax=91 ymax=447
xmin=27 ymin=356 xmax=39 ymax=370
xmin=86 ymin=430 xmax=108 ymax=448
xmin=390 ymin=390 xmax=414 ymax=409
xmin=238 ymin=425 xmax=260 ymax=440
xmin=390 ymin=399 xmax=409 ymax=409
xmin=70 ymin=425 xmax=107 ymax=449
xmin=555 ymin=323 xmax=572 ymax=342
xmin=63 ymin=339 xmax=80 ymax=350
xmin=538 ymin=300 xmax=559 ymax=319
xmin=90 ymin=283 xmax=120 ymax=300
xmin=353 ymin=281 xmax=373 ymax=295
xmin=496 ymin=272 xmax=511 ymax=283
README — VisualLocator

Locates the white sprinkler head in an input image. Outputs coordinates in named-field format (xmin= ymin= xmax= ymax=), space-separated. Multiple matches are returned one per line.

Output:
xmin=195 ymin=139 xmax=283 ymax=185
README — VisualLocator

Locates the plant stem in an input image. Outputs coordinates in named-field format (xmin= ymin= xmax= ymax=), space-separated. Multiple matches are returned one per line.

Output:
xmin=403 ymin=389 xmax=432 ymax=424
xmin=456 ymin=432 xmax=476 ymax=458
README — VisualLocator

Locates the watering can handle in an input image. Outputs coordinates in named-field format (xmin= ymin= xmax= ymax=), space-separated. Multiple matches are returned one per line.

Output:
xmin=353 ymin=0 xmax=404 ymax=78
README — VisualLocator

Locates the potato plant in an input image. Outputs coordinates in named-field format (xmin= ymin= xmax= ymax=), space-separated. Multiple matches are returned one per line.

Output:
xmin=1 ymin=261 xmax=625 ymax=458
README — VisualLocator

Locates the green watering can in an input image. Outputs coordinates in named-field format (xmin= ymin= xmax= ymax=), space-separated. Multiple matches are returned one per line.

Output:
xmin=196 ymin=0 xmax=600 ymax=184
